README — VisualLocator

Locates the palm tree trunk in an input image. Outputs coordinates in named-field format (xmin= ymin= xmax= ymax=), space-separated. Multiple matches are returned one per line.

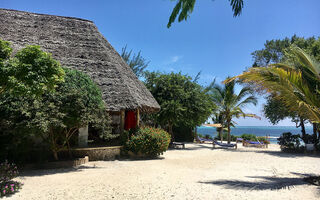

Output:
xmin=227 ymin=121 xmax=231 ymax=144
xmin=313 ymin=123 xmax=317 ymax=142
xmin=219 ymin=128 xmax=223 ymax=143
xmin=300 ymin=117 xmax=306 ymax=142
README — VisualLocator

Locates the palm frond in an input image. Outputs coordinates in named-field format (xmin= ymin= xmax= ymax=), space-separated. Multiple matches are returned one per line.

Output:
xmin=231 ymin=58 xmax=320 ymax=122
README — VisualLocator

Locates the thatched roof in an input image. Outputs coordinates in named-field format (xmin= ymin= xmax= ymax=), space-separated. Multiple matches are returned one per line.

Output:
xmin=0 ymin=8 xmax=160 ymax=113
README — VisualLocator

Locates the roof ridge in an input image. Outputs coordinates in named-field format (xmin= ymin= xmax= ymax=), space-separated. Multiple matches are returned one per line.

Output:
xmin=0 ymin=8 xmax=93 ymax=23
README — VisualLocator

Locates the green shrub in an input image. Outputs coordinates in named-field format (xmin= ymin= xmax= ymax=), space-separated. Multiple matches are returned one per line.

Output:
xmin=240 ymin=134 xmax=257 ymax=141
xmin=214 ymin=132 xmax=237 ymax=141
xmin=0 ymin=161 xmax=23 ymax=197
xmin=304 ymin=134 xmax=316 ymax=144
xmin=120 ymin=127 xmax=140 ymax=145
xmin=257 ymin=136 xmax=270 ymax=144
xmin=125 ymin=127 xmax=171 ymax=158
xmin=204 ymin=134 xmax=213 ymax=140
xmin=277 ymin=132 xmax=304 ymax=152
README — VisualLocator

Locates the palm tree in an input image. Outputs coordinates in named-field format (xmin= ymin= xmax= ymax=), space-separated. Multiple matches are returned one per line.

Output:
xmin=210 ymin=79 xmax=258 ymax=143
xmin=167 ymin=0 xmax=244 ymax=28
xmin=227 ymin=47 xmax=320 ymax=124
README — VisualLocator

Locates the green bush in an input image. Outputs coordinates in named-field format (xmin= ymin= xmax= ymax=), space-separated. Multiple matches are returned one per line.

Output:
xmin=0 ymin=161 xmax=23 ymax=197
xmin=257 ymin=136 xmax=270 ymax=144
xmin=304 ymin=134 xmax=316 ymax=144
xmin=214 ymin=132 xmax=237 ymax=141
xmin=240 ymin=134 xmax=257 ymax=141
xmin=125 ymin=127 xmax=171 ymax=158
xmin=204 ymin=134 xmax=213 ymax=140
xmin=278 ymin=132 xmax=303 ymax=152
xmin=237 ymin=134 xmax=270 ymax=144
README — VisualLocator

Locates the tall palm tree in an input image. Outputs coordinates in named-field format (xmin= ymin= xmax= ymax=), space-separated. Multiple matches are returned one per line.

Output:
xmin=210 ymin=80 xmax=258 ymax=143
xmin=227 ymin=47 xmax=320 ymax=124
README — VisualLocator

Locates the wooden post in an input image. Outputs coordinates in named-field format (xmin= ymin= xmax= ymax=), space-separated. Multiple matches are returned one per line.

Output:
xmin=120 ymin=110 xmax=125 ymax=134
xmin=136 ymin=109 xmax=140 ymax=127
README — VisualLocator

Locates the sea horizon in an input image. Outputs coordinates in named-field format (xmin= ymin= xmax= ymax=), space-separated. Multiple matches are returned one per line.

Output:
xmin=201 ymin=125 xmax=313 ymax=127
xmin=197 ymin=125 xmax=311 ymax=144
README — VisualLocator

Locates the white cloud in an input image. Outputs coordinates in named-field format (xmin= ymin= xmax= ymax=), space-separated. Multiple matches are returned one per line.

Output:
xmin=165 ymin=55 xmax=183 ymax=64
xmin=171 ymin=55 xmax=181 ymax=63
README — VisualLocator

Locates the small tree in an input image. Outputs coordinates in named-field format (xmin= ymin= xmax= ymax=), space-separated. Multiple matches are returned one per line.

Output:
xmin=144 ymin=71 xmax=214 ymax=141
xmin=0 ymin=68 xmax=113 ymax=161
xmin=0 ymin=39 xmax=64 ymax=96
xmin=32 ymin=68 xmax=113 ymax=160
xmin=252 ymin=36 xmax=320 ymax=141
xmin=263 ymin=95 xmax=307 ymax=142
xmin=121 ymin=45 xmax=149 ymax=78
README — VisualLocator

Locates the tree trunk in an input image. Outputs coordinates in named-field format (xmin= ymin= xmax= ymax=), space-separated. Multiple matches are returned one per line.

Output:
xmin=219 ymin=128 xmax=223 ymax=143
xmin=312 ymin=123 xmax=318 ymax=145
xmin=300 ymin=117 xmax=306 ymax=142
xmin=168 ymin=122 xmax=174 ymax=142
xmin=227 ymin=121 xmax=231 ymax=144
xmin=53 ymin=151 xmax=59 ymax=161
xmin=49 ymin=128 xmax=59 ymax=161
xmin=312 ymin=123 xmax=317 ymax=138
xmin=66 ymin=140 xmax=72 ymax=158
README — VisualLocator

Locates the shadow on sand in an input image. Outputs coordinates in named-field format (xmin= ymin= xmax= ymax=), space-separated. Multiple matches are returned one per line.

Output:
xmin=181 ymin=144 xmax=213 ymax=151
xmin=235 ymin=148 xmax=320 ymax=158
xmin=21 ymin=157 xmax=165 ymax=177
xmin=20 ymin=165 xmax=100 ymax=177
xmin=199 ymin=173 xmax=319 ymax=191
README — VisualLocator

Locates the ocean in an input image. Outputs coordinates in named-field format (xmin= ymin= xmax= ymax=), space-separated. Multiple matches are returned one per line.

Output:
xmin=197 ymin=126 xmax=313 ymax=144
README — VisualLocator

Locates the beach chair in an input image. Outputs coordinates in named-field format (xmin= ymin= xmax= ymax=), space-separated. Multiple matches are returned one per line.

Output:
xmin=197 ymin=136 xmax=213 ymax=143
xmin=243 ymin=140 xmax=267 ymax=148
xmin=170 ymin=142 xmax=185 ymax=149
xmin=212 ymin=140 xmax=237 ymax=149
xmin=236 ymin=138 xmax=243 ymax=143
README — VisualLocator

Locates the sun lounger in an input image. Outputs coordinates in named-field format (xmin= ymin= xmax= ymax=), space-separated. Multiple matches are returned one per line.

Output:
xmin=243 ymin=140 xmax=267 ymax=148
xmin=212 ymin=140 xmax=237 ymax=149
xmin=236 ymin=138 xmax=243 ymax=143
xmin=170 ymin=142 xmax=185 ymax=149
xmin=197 ymin=136 xmax=213 ymax=143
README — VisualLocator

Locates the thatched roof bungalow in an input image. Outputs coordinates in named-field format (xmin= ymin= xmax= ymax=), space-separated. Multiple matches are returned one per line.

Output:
xmin=0 ymin=8 xmax=160 ymax=142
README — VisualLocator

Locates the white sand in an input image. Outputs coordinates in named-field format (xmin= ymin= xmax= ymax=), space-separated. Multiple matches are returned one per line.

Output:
xmin=9 ymin=143 xmax=320 ymax=200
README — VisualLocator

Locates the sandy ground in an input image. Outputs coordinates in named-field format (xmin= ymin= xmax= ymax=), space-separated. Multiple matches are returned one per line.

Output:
xmin=8 ymin=143 xmax=320 ymax=200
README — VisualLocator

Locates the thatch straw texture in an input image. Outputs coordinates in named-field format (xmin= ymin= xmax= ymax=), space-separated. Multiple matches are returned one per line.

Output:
xmin=0 ymin=8 xmax=160 ymax=112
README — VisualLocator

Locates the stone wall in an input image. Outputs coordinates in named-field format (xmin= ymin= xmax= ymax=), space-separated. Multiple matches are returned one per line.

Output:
xmin=71 ymin=146 xmax=121 ymax=161
xmin=24 ymin=156 xmax=89 ymax=169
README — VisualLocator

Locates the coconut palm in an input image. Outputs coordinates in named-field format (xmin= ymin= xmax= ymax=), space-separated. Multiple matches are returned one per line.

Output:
xmin=210 ymin=79 xmax=258 ymax=143
xmin=167 ymin=0 xmax=244 ymax=28
xmin=227 ymin=47 xmax=320 ymax=124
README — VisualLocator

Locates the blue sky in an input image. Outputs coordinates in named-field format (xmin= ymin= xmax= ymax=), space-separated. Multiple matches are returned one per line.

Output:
xmin=1 ymin=0 xmax=319 ymax=126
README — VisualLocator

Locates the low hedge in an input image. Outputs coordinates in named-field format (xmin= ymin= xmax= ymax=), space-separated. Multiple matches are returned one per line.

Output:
xmin=214 ymin=132 xmax=237 ymax=142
